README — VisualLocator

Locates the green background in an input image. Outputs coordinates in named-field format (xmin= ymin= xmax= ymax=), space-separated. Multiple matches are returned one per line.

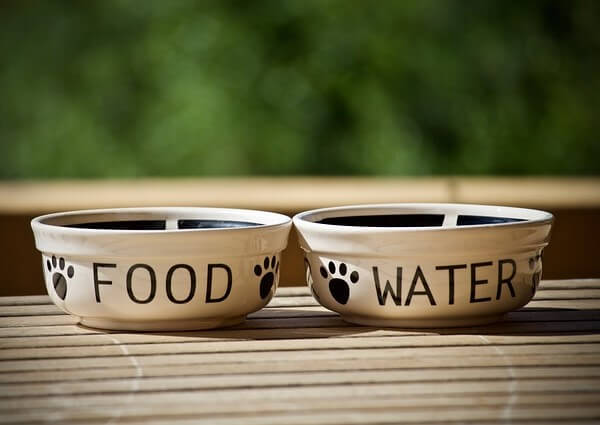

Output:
xmin=1 ymin=0 xmax=599 ymax=178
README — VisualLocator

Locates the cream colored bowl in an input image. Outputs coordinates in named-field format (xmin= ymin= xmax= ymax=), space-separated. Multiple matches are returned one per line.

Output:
xmin=31 ymin=207 xmax=291 ymax=331
xmin=294 ymin=203 xmax=553 ymax=327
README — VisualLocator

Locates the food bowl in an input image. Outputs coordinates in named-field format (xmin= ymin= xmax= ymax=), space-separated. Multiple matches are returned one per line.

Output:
xmin=31 ymin=207 xmax=291 ymax=331
xmin=294 ymin=203 xmax=553 ymax=328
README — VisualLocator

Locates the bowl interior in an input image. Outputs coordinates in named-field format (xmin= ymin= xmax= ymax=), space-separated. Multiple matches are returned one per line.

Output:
xmin=297 ymin=204 xmax=552 ymax=229
xmin=36 ymin=208 xmax=289 ymax=231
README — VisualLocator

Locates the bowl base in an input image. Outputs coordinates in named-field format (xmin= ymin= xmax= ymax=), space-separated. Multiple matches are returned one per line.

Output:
xmin=340 ymin=313 xmax=505 ymax=328
xmin=79 ymin=315 xmax=245 ymax=331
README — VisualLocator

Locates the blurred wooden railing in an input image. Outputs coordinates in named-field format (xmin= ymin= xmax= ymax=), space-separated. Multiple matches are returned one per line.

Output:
xmin=2 ymin=177 xmax=599 ymax=296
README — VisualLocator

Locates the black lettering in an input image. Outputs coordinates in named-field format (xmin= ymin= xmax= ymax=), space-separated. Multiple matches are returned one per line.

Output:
xmin=405 ymin=266 xmax=436 ymax=306
xmin=497 ymin=259 xmax=517 ymax=300
xmin=126 ymin=264 xmax=156 ymax=304
xmin=470 ymin=261 xmax=493 ymax=303
xmin=373 ymin=266 xmax=402 ymax=306
xmin=436 ymin=264 xmax=467 ymax=305
xmin=93 ymin=263 xmax=116 ymax=303
xmin=166 ymin=264 xmax=196 ymax=304
xmin=206 ymin=264 xmax=232 ymax=303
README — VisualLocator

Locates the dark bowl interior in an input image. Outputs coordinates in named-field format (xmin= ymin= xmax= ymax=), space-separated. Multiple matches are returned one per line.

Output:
xmin=65 ymin=219 xmax=261 ymax=230
xmin=316 ymin=214 xmax=525 ymax=228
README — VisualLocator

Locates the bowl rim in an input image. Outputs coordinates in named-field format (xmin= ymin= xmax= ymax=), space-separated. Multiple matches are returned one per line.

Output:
xmin=293 ymin=203 xmax=553 ymax=232
xmin=32 ymin=206 xmax=292 ymax=235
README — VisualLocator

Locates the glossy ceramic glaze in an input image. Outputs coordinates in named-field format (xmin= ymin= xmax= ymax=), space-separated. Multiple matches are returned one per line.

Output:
xmin=31 ymin=207 xmax=292 ymax=331
xmin=294 ymin=203 xmax=553 ymax=327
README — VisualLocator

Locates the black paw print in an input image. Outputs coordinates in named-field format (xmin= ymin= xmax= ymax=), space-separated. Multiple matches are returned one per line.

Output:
xmin=304 ymin=257 xmax=321 ymax=304
xmin=528 ymin=254 xmax=542 ymax=270
xmin=46 ymin=256 xmax=74 ymax=300
xmin=529 ymin=253 xmax=543 ymax=294
xmin=320 ymin=261 xmax=359 ymax=305
xmin=254 ymin=256 xmax=279 ymax=299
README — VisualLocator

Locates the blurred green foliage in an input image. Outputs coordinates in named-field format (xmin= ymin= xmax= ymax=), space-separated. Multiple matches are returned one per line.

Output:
xmin=1 ymin=0 xmax=599 ymax=178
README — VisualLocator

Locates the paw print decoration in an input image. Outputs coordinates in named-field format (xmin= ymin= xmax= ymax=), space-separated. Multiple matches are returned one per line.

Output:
xmin=320 ymin=261 xmax=359 ymax=305
xmin=529 ymin=253 xmax=543 ymax=295
xmin=46 ymin=256 xmax=74 ymax=300
xmin=254 ymin=256 xmax=280 ymax=299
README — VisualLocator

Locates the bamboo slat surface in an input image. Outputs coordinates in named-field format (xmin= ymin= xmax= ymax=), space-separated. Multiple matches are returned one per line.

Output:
xmin=0 ymin=280 xmax=599 ymax=424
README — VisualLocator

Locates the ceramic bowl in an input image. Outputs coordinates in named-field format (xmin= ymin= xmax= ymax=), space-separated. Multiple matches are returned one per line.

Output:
xmin=294 ymin=203 xmax=553 ymax=328
xmin=31 ymin=207 xmax=292 ymax=331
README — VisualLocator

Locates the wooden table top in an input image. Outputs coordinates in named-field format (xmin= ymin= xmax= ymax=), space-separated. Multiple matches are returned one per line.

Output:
xmin=0 ymin=280 xmax=599 ymax=424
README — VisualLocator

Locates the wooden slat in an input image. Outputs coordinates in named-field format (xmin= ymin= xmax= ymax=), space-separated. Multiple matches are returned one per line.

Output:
xmin=526 ymin=299 xmax=600 ymax=309
xmin=539 ymin=279 xmax=600 ymax=290
xmin=1 ymin=343 xmax=599 ymax=374
xmin=1 ymin=399 xmax=600 ymax=424
xmin=0 ymin=379 xmax=598 ymax=410
xmin=2 ymin=409 xmax=600 ymax=425
xmin=530 ymin=290 xmax=600 ymax=300
xmin=2 ymin=366 xmax=600 ymax=399
xmin=2 ymin=331 xmax=600 ymax=361
xmin=57 ymin=406 xmax=600 ymax=425
xmin=2 ymin=319 xmax=600 ymax=351
xmin=1 ymin=354 xmax=599 ymax=384
xmin=1 ymin=393 xmax=599 ymax=425
xmin=0 ymin=296 xmax=52 ymax=307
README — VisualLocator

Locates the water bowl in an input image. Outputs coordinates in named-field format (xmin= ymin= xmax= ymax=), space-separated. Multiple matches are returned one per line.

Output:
xmin=294 ymin=203 xmax=553 ymax=328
